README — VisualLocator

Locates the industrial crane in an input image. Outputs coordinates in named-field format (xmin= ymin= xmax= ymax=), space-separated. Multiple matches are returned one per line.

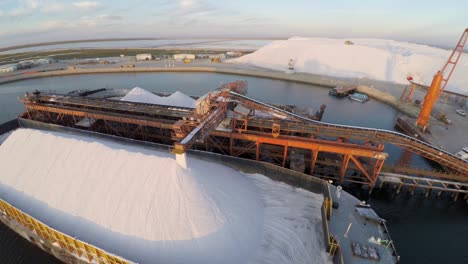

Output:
xmin=402 ymin=28 xmax=468 ymax=131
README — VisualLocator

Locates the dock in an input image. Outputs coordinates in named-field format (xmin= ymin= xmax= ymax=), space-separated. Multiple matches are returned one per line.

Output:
xmin=395 ymin=115 xmax=467 ymax=154
xmin=17 ymin=81 xmax=467 ymax=191
xmin=379 ymin=173 xmax=468 ymax=200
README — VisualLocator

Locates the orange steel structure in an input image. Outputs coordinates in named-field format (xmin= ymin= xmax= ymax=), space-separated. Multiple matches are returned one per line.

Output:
xmin=19 ymin=80 xmax=468 ymax=188
xmin=402 ymin=28 xmax=468 ymax=131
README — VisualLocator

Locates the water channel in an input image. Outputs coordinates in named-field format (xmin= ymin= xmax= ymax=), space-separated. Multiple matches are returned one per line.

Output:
xmin=0 ymin=72 xmax=466 ymax=263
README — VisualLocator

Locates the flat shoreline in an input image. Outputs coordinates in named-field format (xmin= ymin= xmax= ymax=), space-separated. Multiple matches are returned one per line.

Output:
xmin=0 ymin=64 xmax=420 ymax=117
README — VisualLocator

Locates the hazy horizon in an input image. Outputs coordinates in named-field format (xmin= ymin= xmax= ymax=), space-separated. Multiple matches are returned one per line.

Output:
xmin=0 ymin=0 xmax=466 ymax=48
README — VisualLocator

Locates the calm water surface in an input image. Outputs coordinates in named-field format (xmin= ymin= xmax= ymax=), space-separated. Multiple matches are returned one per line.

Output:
xmin=0 ymin=73 xmax=466 ymax=263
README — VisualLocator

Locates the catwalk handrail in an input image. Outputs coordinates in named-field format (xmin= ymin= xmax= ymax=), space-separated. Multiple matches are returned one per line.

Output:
xmin=230 ymin=92 xmax=468 ymax=176
xmin=0 ymin=199 xmax=130 ymax=264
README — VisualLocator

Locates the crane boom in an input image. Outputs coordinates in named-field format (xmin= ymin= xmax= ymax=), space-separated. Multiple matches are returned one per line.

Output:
xmin=416 ymin=28 xmax=468 ymax=131
xmin=438 ymin=28 xmax=468 ymax=97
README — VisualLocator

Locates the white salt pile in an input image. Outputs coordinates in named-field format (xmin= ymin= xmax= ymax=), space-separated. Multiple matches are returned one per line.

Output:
xmin=0 ymin=129 xmax=327 ymax=264
xmin=120 ymin=87 xmax=196 ymax=108
xmin=230 ymin=37 xmax=468 ymax=95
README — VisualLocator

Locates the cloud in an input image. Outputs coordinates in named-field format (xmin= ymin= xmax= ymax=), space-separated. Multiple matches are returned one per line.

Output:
xmin=24 ymin=0 xmax=41 ymax=9
xmin=0 ymin=19 xmax=66 ymax=38
xmin=6 ymin=0 xmax=102 ymax=17
xmin=9 ymin=0 xmax=48 ymax=17
xmin=79 ymin=14 xmax=123 ymax=26
xmin=39 ymin=20 xmax=69 ymax=31
xmin=73 ymin=1 xmax=101 ymax=10
xmin=42 ymin=2 xmax=68 ymax=13
xmin=181 ymin=0 xmax=194 ymax=7
xmin=97 ymin=14 xmax=123 ymax=20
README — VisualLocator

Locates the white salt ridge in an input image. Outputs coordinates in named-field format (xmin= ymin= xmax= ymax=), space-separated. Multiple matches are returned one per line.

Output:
xmin=245 ymin=173 xmax=330 ymax=264
xmin=0 ymin=129 xmax=328 ymax=264
xmin=230 ymin=37 xmax=468 ymax=95
xmin=121 ymin=87 xmax=196 ymax=108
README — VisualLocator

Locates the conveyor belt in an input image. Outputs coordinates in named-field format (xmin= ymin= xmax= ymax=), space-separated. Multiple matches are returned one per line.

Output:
xmin=24 ymin=95 xmax=193 ymax=119
xmin=231 ymin=92 xmax=468 ymax=177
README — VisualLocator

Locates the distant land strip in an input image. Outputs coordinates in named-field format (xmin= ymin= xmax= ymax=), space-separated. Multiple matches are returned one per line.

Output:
xmin=0 ymin=38 xmax=159 ymax=52
xmin=0 ymin=37 xmax=285 ymax=53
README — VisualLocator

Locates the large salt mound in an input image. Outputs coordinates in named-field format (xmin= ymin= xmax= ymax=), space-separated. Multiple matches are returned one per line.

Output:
xmin=121 ymin=87 xmax=196 ymax=108
xmin=229 ymin=37 xmax=468 ymax=95
xmin=0 ymin=129 xmax=263 ymax=263
xmin=0 ymin=129 xmax=328 ymax=264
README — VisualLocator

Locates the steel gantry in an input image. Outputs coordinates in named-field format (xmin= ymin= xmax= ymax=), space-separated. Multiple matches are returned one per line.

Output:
xmin=18 ymin=80 xmax=467 ymax=189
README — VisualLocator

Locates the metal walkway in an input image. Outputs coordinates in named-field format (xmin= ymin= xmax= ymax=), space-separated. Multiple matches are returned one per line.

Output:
xmin=19 ymin=88 xmax=467 ymax=188
xmin=230 ymin=92 xmax=468 ymax=179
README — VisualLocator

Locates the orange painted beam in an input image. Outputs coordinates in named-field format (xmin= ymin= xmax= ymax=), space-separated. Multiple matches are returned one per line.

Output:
xmin=350 ymin=155 xmax=372 ymax=183
xmin=24 ymin=103 xmax=173 ymax=129
xmin=340 ymin=155 xmax=350 ymax=183
xmin=311 ymin=150 xmax=318 ymax=175
xmin=212 ymin=131 xmax=387 ymax=160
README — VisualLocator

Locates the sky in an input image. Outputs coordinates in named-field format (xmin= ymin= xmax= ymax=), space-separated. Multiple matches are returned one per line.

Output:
xmin=0 ymin=0 xmax=467 ymax=47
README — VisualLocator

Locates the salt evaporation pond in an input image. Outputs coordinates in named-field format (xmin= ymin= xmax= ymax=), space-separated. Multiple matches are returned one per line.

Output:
xmin=0 ymin=129 xmax=328 ymax=264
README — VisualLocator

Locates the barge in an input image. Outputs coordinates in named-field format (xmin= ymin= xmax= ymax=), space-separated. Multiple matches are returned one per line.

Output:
xmin=329 ymin=85 xmax=357 ymax=97
xmin=0 ymin=80 xmax=403 ymax=264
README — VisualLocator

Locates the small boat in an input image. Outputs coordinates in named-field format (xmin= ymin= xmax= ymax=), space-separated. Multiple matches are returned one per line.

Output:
xmin=349 ymin=93 xmax=369 ymax=103
xmin=456 ymin=109 xmax=466 ymax=116
xmin=329 ymin=85 xmax=357 ymax=97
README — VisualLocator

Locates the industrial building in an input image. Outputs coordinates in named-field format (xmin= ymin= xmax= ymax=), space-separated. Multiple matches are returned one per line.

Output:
xmin=36 ymin=57 xmax=57 ymax=65
xmin=136 ymin=54 xmax=153 ymax=61
xmin=195 ymin=54 xmax=210 ymax=59
xmin=227 ymin=51 xmax=243 ymax=57
xmin=173 ymin=54 xmax=195 ymax=61
xmin=17 ymin=61 xmax=34 ymax=69
xmin=0 ymin=64 xmax=17 ymax=73
xmin=209 ymin=54 xmax=226 ymax=59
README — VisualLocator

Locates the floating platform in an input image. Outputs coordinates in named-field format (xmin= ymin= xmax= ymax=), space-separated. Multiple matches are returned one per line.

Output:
xmin=0 ymin=121 xmax=401 ymax=264
xmin=329 ymin=85 xmax=357 ymax=97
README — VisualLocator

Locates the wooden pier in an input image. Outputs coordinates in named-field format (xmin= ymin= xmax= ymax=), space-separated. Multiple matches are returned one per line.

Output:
xmin=379 ymin=173 xmax=468 ymax=202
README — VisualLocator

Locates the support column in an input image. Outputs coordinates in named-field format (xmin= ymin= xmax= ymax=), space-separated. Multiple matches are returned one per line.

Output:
xmin=340 ymin=154 xmax=350 ymax=184
xmin=372 ymin=159 xmax=385 ymax=186
xmin=310 ymin=150 xmax=318 ymax=175
xmin=256 ymin=142 xmax=260 ymax=161
xmin=282 ymin=145 xmax=288 ymax=167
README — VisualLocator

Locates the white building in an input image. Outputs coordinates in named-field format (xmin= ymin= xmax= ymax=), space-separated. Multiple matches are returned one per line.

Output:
xmin=36 ymin=57 xmax=57 ymax=65
xmin=209 ymin=54 xmax=226 ymax=59
xmin=195 ymin=54 xmax=210 ymax=59
xmin=17 ymin=61 xmax=34 ymax=69
xmin=136 ymin=54 xmax=153 ymax=61
xmin=227 ymin=51 xmax=242 ymax=57
xmin=0 ymin=64 xmax=18 ymax=73
xmin=173 ymin=54 xmax=196 ymax=61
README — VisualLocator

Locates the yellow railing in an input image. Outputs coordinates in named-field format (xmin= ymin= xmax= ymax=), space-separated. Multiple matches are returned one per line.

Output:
xmin=322 ymin=184 xmax=341 ymax=259
xmin=324 ymin=184 xmax=333 ymax=219
xmin=0 ymin=199 xmax=129 ymax=264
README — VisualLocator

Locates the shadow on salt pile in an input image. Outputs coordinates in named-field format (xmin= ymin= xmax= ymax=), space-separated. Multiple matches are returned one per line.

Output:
xmin=0 ymin=182 xmax=263 ymax=264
